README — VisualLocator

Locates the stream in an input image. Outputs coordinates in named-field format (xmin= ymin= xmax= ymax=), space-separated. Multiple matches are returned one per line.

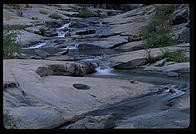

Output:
xmin=21 ymin=18 xmax=190 ymax=129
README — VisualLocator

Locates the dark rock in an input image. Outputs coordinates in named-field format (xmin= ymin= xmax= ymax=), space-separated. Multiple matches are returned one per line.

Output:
xmin=73 ymin=83 xmax=90 ymax=90
xmin=128 ymin=36 xmax=141 ymax=42
xmin=171 ymin=8 xmax=189 ymax=25
xmin=154 ymin=59 xmax=167 ymax=67
xmin=130 ymin=80 xmax=138 ymax=84
xmin=169 ymin=88 xmax=176 ymax=93
xmin=44 ymin=21 xmax=64 ymax=28
xmin=3 ymin=81 xmax=20 ymax=89
xmin=77 ymin=44 xmax=104 ymax=50
xmin=177 ymin=28 xmax=190 ymax=43
xmin=167 ymin=72 xmax=179 ymax=77
xmin=44 ymin=30 xmax=58 ymax=37
xmin=75 ymin=30 xmax=96 ymax=35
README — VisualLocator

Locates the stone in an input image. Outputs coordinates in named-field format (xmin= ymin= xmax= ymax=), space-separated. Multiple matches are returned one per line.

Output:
xmin=35 ymin=62 xmax=95 ymax=77
xmin=73 ymin=83 xmax=90 ymax=90
xmin=177 ymin=28 xmax=190 ymax=43
xmin=171 ymin=8 xmax=189 ymax=25
xmin=154 ymin=59 xmax=167 ymax=67
xmin=167 ymin=72 xmax=179 ymax=77
xmin=75 ymin=29 xmax=96 ymax=35
xmin=169 ymin=88 xmax=176 ymax=93
xmin=3 ymin=81 xmax=20 ymax=89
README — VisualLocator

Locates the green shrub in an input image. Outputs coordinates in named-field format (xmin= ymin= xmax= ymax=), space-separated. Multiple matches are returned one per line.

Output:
xmin=141 ymin=4 xmax=175 ymax=49
xmin=39 ymin=27 xmax=46 ymax=35
xmin=159 ymin=48 xmax=189 ymax=62
xmin=3 ymin=110 xmax=21 ymax=129
xmin=78 ymin=8 xmax=93 ymax=18
xmin=145 ymin=48 xmax=189 ymax=63
xmin=3 ymin=24 xmax=27 ymax=31
xmin=49 ymin=13 xmax=62 ymax=19
xmin=3 ymin=25 xmax=22 ymax=58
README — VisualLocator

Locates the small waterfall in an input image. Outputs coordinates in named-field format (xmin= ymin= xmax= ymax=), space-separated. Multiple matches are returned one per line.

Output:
xmin=22 ymin=42 xmax=47 ymax=49
xmin=56 ymin=22 xmax=71 ymax=37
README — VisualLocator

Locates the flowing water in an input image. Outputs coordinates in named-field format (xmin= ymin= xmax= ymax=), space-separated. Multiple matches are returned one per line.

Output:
xmin=21 ymin=19 xmax=190 ymax=129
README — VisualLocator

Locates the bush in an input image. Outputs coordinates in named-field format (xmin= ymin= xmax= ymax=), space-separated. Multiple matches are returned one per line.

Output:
xmin=141 ymin=4 xmax=175 ymax=49
xmin=39 ymin=27 xmax=46 ymax=35
xmin=78 ymin=8 xmax=93 ymax=18
xmin=3 ymin=110 xmax=21 ymax=129
xmin=159 ymin=48 xmax=189 ymax=62
xmin=3 ymin=24 xmax=27 ymax=31
xmin=3 ymin=25 xmax=22 ymax=58
xmin=48 ymin=13 xmax=62 ymax=19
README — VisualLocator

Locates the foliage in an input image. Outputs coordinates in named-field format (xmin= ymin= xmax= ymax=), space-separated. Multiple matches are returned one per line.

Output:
xmin=3 ymin=110 xmax=21 ymax=129
xmin=78 ymin=8 xmax=93 ymax=18
xmin=159 ymin=48 xmax=189 ymax=62
xmin=141 ymin=4 xmax=175 ymax=49
xmin=49 ymin=13 xmax=62 ymax=19
xmin=39 ymin=27 xmax=46 ymax=35
xmin=3 ymin=24 xmax=27 ymax=31
xmin=3 ymin=25 xmax=22 ymax=58
xmin=145 ymin=48 xmax=189 ymax=63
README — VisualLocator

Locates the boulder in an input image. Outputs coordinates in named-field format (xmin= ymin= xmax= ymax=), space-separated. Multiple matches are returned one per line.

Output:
xmin=75 ymin=29 xmax=96 ymax=35
xmin=171 ymin=8 xmax=189 ymax=25
xmin=36 ymin=62 xmax=90 ymax=77
xmin=73 ymin=83 xmax=90 ymax=90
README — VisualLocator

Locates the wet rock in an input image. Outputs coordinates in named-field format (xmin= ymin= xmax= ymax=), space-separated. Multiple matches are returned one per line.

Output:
xmin=154 ymin=59 xmax=167 ymax=67
xmin=73 ymin=83 xmax=90 ymax=90
xmin=169 ymin=88 xmax=176 ymax=93
xmin=44 ymin=20 xmax=64 ymax=28
xmin=128 ymin=36 xmax=141 ymax=42
xmin=44 ymin=29 xmax=58 ymax=37
xmin=75 ymin=29 xmax=96 ymax=35
xmin=167 ymin=72 xmax=179 ymax=77
xmin=77 ymin=43 xmax=104 ymax=50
